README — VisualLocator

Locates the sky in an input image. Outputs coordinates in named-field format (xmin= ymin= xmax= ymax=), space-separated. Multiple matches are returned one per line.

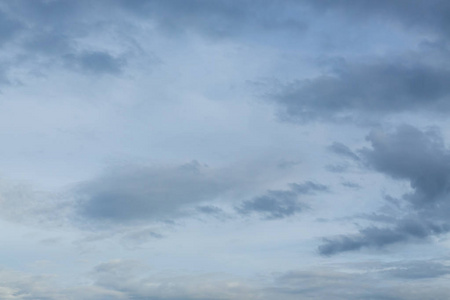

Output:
xmin=1 ymin=0 xmax=450 ymax=299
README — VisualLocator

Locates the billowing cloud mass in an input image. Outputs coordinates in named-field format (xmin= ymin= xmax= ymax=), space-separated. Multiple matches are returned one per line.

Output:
xmin=2 ymin=1 xmax=450 ymax=299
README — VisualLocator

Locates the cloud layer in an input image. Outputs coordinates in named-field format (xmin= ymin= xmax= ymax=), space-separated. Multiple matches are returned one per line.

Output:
xmin=1 ymin=1 xmax=450 ymax=299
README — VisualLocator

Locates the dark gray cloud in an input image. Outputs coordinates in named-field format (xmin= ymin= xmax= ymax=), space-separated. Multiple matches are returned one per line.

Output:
xmin=291 ymin=181 xmax=329 ymax=194
xmin=196 ymin=205 xmax=224 ymax=215
xmin=270 ymin=62 xmax=450 ymax=122
xmin=237 ymin=189 xmax=303 ymax=219
xmin=249 ymin=0 xmax=450 ymax=124
xmin=257 ymin=1 xmax=450 ymax=123
xmin=76 ymin=165 xmax=328 ymax=224
xmin=23 ymin=29 xmax=127 ymax=75
xmin=325 ymin=164 xmax=349 ymax=173
xmin=361 ymin=125 xmax=450 ymax=208
xmin=319 ymin=125 xmax=450 ymax=255
xmin=75 ymin=161 xmax=237 ymax=224
xmin=63 ymin=51 xmax=126 ymax=75
xmin=0 ymin=0 xmax=131 ymax=81
xmin=277 ymin=159 xmax=301 ymax=170
xmin=319 ymin=218 xmax=449 ymax=256
xmin=236 ymin=181 xmax=328 ymax=219
xmin=0 ymin=0 xmax=309 ymax=85
xmin=22 ymin=31 xmax=126 ymax=75
xmin=341 ymin=182 xmax=361 ymax=189
xmin=328 ymin=142 xmax=360 ymax=161
xmin=4 ymin=0 xmax=450 ymax=88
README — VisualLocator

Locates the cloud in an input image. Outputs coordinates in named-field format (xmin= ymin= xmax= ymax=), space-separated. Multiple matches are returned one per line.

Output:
xmin=0 ymin=261 xmax=259 ymax=300
xmin=22 ymin=30 xmax=126 ymax=75
xmin=120 ymin=228 xmax=164 ymax=246
xmin=0 ymin=1 xmax=133 ymax=82
xmin=319 ymin=125 xmax=450 ymax=255
xmin=274 ymin=269 xmax=384 ymax=300
xmin=196 ymin=205 xmax=224 ymax=215
xmin=2 ymin=259 xmax=450 ymax=300
xmin=361 ymin=125 xmax=450 ymax=208
xmin=63 ymin=51 xmax=126 ymax=75
xmin=0 ymin=269 xmax=65 ymax=300
xmin=0 ymin=9 xmax=23 ymax=46
xmin=116 ymin=0 xmax=307 ymax=39
xmin=74 ymin=161 xmax=237 ymax=224
xmin=319 ymin=218 xmax=449 ymax=256
xmin=273 ymin=261 xmax=450 ymax=300
xmin=73 ymin=160 xmax=281 ymax=226
xmin=0 ymin=267 xmax=131 ymax=300
xmin=23 ymin=31 xmax=125 ymax=75
xmin=0 ymin=0 xmax=298 ymax=86
xmin=237 ymin=189 xmax=304 ymax=219
xmin=236 ymin=181 xmax=328 ymax=219
xmin=341 ymin=182 xmax=361 ymax=189
xmin=1 ymin=259 xmax=449 ymax=300
xmin=0 ymin=159 xmax=291 ymax=230
xmin=383 ymin=260 xmax=450 ymax=280
xmin=90 ymin=259 xmax=261 ymax=300
xmin=23 ymin=31 xmax=73 ymax=56
xmin=325 ymin=164 xmax=349 ymax=173
xmin=304 ymin=0 xmax=450 ymax=39
xmin=270 ymin=62 xmax=450 ymax=122
xmin=257 ymin=1 xmax=450 ymax=124
xmin=0 ymin=178 xmax=71 ymax=227
xmin=328 ymin=142 xmax=360 ymax=161
xmin=6 ymin=0 xmax=86 ymax=25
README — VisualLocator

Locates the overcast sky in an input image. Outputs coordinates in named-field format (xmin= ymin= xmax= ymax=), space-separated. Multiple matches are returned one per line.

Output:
xmin=1 ymin=1 xmax=450 ymax=299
